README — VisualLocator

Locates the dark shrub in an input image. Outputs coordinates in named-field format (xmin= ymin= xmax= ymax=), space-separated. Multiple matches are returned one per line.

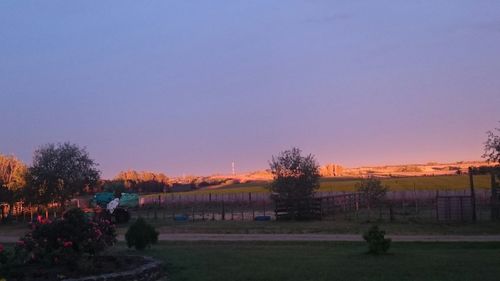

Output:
xmin=0 ymin=243 xmax=13 ymax=277
xmin=0 ymin=243 xmax=8 ymax=265
xmin=125 ymin=218 xmax=159 ymax=250
xmin=113 ymin=208 xmax=131 ymax=224
xmin=363 ymin=225 xmax=391 ymax=255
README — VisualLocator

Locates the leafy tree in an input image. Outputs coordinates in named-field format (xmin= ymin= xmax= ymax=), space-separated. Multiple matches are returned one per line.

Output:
xmin=115 ymin=170 xmax=170 ymax=193
xmin=483 ymin=125 xmax=500 ymax=165
xmin=269 ymin=148 xmax=320 ymax=219
xmin=0 ymin=155 xmax=27 ymax=217
xmin=103 ymin=180 xmax=127 ymax=196
xmin=0 ymin=154 xmax=27 ymax=191
xmin=25 ymin=143 xmax=100 ymax=207
xmin=356 ymin=177 xmax=387 ymax=209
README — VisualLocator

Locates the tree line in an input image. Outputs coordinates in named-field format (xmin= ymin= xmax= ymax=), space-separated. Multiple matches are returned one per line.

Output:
xmin=0 ymin=143 xmax=178 ymax=216
xmin=0 ymin=142 xmax=243 ymax=216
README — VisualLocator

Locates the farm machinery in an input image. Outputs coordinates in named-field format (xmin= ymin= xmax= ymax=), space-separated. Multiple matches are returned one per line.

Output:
xmin=87 ymin=192 xmax=139 ymax=224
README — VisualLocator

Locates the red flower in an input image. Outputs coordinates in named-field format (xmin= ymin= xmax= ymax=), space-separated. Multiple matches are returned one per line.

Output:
xmin=63 ymin=241 xmax=73 ymax=248
xmin=0 ymin=243 xmax=4 ymax=253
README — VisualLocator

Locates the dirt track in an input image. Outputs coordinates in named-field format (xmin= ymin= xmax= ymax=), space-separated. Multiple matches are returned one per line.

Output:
xmin=152 ymin=233 xmax=500 ymax=242
xmin=6 ymin=234 xmax=497 ymax=243
xmin=2 ymin=233 xmax=500 ymax=243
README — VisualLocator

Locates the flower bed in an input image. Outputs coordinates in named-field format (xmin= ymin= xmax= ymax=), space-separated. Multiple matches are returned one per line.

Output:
xmin=2 ymin=255 xmax=163 ymax=281
xmin=0 ymin=209 xmax=164 ymax=281
xmin=62 ymin=256 xmax=164 ymax=281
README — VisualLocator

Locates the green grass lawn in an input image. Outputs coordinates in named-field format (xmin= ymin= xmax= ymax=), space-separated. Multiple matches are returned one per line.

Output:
xmin=118 ymin=241 xmax=500 ymax=281
xmin=117 ymin=219 xmax=500 ymax=235
xmin=144 ymin=175 xmax=491 ymax=197
xmin=3 ymin=219 xmax=500 ymax=237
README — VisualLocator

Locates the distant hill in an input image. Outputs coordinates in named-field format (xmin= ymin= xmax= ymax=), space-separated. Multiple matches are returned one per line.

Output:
xmin=203 ymin=160 xmax=494 ymax=183
xmin=165 ymin=160 xmax=495 ymax=191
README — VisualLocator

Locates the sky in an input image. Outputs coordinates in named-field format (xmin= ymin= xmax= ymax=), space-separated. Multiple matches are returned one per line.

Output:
xmin=1 ymin=1 xmax=500 ymax=179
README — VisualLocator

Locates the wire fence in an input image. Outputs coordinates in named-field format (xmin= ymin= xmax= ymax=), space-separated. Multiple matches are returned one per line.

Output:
xmin=138 ymin=189 xmax=492 ymax=205
xmin=134 ymin=189 xmax=494 ymax=222
xmin=0 ymin=189 xmax=495 ymax=223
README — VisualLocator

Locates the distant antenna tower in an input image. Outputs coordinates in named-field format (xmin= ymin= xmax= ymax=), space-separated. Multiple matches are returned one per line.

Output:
xmin=232 ymin=161 xmax=235 ymax=176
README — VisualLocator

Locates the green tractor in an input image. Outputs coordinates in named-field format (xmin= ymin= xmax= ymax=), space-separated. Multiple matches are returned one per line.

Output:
xmin=89 ymin=192 xmax=139 ymax=224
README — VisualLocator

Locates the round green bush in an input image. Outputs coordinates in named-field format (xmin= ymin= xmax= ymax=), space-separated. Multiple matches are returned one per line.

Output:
xmin=125 ymin=218 xmax=159 ymax=250
xmin=363 ymin=225 xmax=391 ymax=255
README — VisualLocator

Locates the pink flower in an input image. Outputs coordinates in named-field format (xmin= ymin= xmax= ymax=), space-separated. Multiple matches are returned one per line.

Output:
xmin=63 ymin=241 xmax=73 ymax=248
xmin=0 ymin=244 xmax=4 ymax=253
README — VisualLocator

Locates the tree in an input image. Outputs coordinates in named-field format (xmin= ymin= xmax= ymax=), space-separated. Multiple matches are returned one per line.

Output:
xmin=0 ymin=154 xmax=27 ymax=191
xmin=0 ymin=154 xmax=27 ymax=217
xmin=115 ymin=170 xmax=170 ymax=193
xmin=269 ymin=147 xmax=320 ymax=219
xmin=483 ymin=125 xmax=500 ymax=165
xmin=356 ymin=177 xmax=387 ymax=209
xmin=25 ymin=143 xmax=100 ymax=207
xmin=103 ymin=180 xmax=127 ymax=196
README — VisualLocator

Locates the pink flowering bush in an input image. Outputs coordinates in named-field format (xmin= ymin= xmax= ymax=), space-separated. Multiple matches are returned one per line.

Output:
xmin=14 ymin=208 xmax=116 ymax=267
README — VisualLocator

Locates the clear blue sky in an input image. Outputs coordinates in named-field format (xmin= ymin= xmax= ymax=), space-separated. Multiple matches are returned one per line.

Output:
xmin=1 ymin=1 xmax=499 ymax=178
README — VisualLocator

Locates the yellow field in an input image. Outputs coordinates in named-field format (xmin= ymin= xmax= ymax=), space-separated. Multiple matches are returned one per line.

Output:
xmin=150 ymin=175 xmax=491 ymax=197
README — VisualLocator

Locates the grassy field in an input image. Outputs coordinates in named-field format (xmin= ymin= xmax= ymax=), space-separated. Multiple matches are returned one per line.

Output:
xmin=2 ymin=219 xmax=500 ymax=237
xmin=319 ymin=174 xmax=490 ymax=192
xmin=150 ymin=175 xmax=491 ymax=196
xmin=117 ymin=241 xmax=500 ymax=281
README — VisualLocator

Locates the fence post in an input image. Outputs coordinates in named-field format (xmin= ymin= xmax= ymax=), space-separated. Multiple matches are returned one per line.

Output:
xmin=221 ymin=200 xmax=225 ymax=220
xmin=201 ymin=204 xmax=205 ymax=221
xmin=172 ymin=203 xmax=175 ymax=221
xmin=212 ymin=203 xmax=215 ymax=221
xmin=460 ymin=197 xmax=464 ymax=222
xmin=469 ymin=168 xmax=477 ymax=222
xmin=436 ymin=191 xmax=439 ymax=221
xmin=252 ymin=202 xmax=255 ymax=220
xmin=389 ymin=203 xmax=394 ymax=222
xmin=413 ymin=183 xmax=418 ymax=216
